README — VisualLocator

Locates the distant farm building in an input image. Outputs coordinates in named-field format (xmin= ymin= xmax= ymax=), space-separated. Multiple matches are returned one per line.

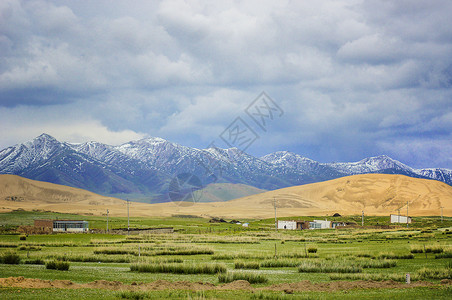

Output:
xmin=34 ymin=220 xmax=89 ymax=233
xmin=309 ymin=220 xmax=346 ymax=229
xmin=309 ymin=220 xmax=331 ymax=229
xmin=277 ymin=220 xmax=310 ymax=230
xmin=390 ymin=214 xmax=412 ymax=224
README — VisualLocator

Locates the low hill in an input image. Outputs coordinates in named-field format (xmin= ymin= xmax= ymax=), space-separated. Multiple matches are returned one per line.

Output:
xmin=193 ymin=183 xmax=266 ymax=202
xmin=0 ymin=174 xmax=451 ymax=219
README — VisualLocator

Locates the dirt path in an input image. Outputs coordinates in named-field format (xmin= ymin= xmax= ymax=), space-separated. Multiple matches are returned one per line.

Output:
xmin=0 ymin=277 xmax=448 ymax=292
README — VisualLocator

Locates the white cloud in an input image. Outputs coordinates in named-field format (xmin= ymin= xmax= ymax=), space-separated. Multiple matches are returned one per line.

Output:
xmin=0 ymin=0 xmax=451 ymax=168
xmin=0 ymin=105 xmax=146 ymax=148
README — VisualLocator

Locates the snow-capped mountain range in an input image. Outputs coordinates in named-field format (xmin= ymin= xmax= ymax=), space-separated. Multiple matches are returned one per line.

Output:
xmin=0 ymin=134 xmax=450 ymax=201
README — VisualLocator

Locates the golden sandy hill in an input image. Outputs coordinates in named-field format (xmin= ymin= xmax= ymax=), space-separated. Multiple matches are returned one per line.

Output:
xmin=0 ymin=174 xmax=451 ymax=219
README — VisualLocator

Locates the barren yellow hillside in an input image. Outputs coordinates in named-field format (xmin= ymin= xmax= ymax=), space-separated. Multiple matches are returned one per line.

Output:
xmin=0 ymin=174 xmax=451 ymax=218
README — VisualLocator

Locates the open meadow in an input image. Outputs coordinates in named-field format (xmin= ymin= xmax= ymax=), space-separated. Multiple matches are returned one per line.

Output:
xmin=0 ymin=211 xmax=451 ymax=299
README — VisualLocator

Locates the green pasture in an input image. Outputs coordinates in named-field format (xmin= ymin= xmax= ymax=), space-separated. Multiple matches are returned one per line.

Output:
xmin=0 ymin=211 xmax=451 ymax=299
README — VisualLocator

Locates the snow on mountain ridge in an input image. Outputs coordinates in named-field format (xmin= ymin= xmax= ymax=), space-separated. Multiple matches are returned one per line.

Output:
xmin=1 ymin=133 xmax=451 ymax=197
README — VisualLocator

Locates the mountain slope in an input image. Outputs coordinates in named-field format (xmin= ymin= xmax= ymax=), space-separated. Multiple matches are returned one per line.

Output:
xmin=0 ymin=134 xmax=168 ymax=196
xmin=0 ymin=174 xmax=125 ymax=206
xmin=0 ymin=134 xmax=451 ymax=203
xmin=1 ymin=174 xmax=450 ymax=218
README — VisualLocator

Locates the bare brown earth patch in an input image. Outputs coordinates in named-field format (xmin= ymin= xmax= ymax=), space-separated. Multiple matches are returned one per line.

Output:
xmin=0 ymin=277 xmax=444 ymax=292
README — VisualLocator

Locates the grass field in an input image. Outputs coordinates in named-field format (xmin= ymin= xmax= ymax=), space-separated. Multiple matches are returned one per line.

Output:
xmin=0 ymin=210 xmax=451 ymax=299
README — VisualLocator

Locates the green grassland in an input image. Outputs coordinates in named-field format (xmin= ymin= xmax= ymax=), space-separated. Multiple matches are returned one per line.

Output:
xmin=0 ymin=210 xmax=451 ymax=299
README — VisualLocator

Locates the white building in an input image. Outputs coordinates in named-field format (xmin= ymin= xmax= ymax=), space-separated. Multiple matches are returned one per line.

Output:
xmin=310 ymin=220 xmax=331 ymax=229
xmin=278 ymin=220 xmax=297 ymax=230
xmin=53 ymin=220 xmax=89 ymax=232
xmin=390 ymin=214 xmax=412 ymax=224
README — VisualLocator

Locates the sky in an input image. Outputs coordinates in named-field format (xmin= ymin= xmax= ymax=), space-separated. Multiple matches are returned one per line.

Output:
xmin=1 ymin=0 xmax=452 ymax=169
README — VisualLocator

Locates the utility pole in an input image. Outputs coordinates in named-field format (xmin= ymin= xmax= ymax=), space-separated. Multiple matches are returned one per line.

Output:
xmin=406 ymin=201 xmax=409 ymax=228
xmin=397 ymin=209 xmax=401 ymax=224
xmin=127 ymin=199 xmax=130 ymax=234
xmin=274 ymin=197 xmax=277 ymax=231
xmin=106 ymin=209 xmax=109 ymax=233
xmin=362 ymin=210 xmax=364 ymax=226
xmin=440 ymin=206 xmax=444 ymax=223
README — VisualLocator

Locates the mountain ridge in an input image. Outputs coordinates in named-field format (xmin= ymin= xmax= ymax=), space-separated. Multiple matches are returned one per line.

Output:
xmin=0 ymin=134 xmax=451 ymax=202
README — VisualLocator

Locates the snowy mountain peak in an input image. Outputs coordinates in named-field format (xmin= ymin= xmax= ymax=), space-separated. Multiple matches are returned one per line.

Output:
xmin=0 ymin=134 xmax=451 ymax=201
xmin=261 ymin=151 xmax=316 ymax=165
xmin=24 ymin=133 xmax=60 ymax=147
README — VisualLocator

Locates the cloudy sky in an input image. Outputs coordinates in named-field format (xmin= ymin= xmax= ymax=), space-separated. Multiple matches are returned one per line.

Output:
xmin=1 ymin=0 xmax=452 ymax=169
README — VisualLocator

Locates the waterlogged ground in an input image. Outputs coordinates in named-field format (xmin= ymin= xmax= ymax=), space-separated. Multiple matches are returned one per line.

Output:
xmin=0 ymin=215 xmax=451 ymax=299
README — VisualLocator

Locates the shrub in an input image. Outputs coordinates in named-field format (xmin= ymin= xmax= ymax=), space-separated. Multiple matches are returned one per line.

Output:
xmin=0 ymin=251 xmax=21 ymax=264
xmin=307 ymin=246 xmax=317 ymax=253
xmin=234 ymin=261 xmax=260 ymax=269
xmin=46 ymin=260 xmax=70 ymax=271
xmin=218 ymin=271 xmax=268 ymax=284
xmin=130 ymin=263 xmax=226 ymax=274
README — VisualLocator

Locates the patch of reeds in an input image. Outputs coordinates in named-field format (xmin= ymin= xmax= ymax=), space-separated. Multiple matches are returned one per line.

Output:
xmin=260 ymin=259 xmax=301 ymax=268
xmin=354 ymin=252 xmax=374 ymax=258
xmin=24 ymin=258 xmax=45 ymax=265
xmin=280 ymin=252 xmax=317 ymax=258
xmin=234 ymin=261 xmax=260 ymax=269
xmin=0 ymin=251 xmax=21 ymax=264
xmin=153 ymin=248 xmax=214 ymax=256
xmin=46 ymin=260 xmax=70 ymax=271
xmin=411 ymin=245 xmax=444 ymax=254
xmin=212 ymin=253 xmax=272 ymax=260
xmin=18 ymin=245 xmax=42 ymax=251
xmin=130 ymin=263 xmax=226 ymax=274
xmin=298 ymin=260 xmax=362 ymax=273
xmin=357 ymin=258 xmax=397 ymax=269
xmin=0 ymin=243 xmax=18 ymax=248
xmin=435 ymin=251 xmax=452 ymax=259
xmin=416 ymin=267 xmax=452 ymax=280
xmin=378 ymin=253 xmax=414 ymax=259
xmin=117 ymin=290 xmax=148 ymax=299
xmin=94 ymin=248 xmax=136 ymax=255
xmin=147 ymin=257 xmax=183 ymax=264
xmin=49 ymin=254 xmax=131 ymax=263
xmin=307 ymin=246 xmax=317 ymax=253
xmin=329 ymin=273 xmax=407 ymax=282
xmin=218 ymin=271 xmax=268 ymax=284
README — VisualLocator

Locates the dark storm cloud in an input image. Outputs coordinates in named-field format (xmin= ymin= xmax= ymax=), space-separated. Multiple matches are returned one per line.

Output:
xmin=0 ymin=0 xmax=451 ymax=169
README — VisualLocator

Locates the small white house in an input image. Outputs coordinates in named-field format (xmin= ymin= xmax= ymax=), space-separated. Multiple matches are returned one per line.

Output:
xmin=53 ymin=220 xmax=89 ymax=232
xmin=309 ymin=220 xmax=331 ymax=229
xmin=278 ymin=220 xmax=297 ymax=230
xmin=390 ymin=214 xmax=412 ymax=224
